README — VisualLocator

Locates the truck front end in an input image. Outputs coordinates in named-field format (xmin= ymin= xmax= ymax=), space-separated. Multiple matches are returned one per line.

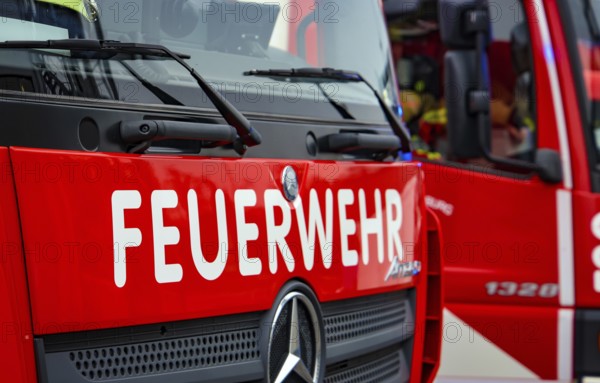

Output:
xmin=0 ymin=1 xmax=441 ymax=382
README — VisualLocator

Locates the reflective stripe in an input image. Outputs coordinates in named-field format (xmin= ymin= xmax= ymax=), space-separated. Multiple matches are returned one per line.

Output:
xmin=557 ymin=308 xmax=574 ymax=380
xmin=533 ymin=0 xmax=573 ymax=190
xmin=557 ymin=190 xmax=575 ymax=307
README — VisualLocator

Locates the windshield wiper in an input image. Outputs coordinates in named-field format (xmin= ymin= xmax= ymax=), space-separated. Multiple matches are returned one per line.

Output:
xmin=316 ymin=82 xmax=355 ymax=120
xmin=0 ymin=39 xmax=192 ymax=59
xmin=244 ymin=67 xmax=410 ymax=152
xmin=119 ymin=61 xmax=184 ymax=106
xmin=0 ymin=39 xmax=262 ymax=154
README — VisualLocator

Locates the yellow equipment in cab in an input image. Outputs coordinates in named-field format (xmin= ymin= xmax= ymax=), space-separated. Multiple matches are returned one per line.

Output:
xmin=36 ymin=0 xmax=99 ymax=21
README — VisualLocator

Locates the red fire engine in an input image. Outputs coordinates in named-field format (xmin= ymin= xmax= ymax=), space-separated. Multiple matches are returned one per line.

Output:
xmin=0 ymin=0 xmax=441 ymax=382
xmin=385 ymin=0 xmax=599 ymax=381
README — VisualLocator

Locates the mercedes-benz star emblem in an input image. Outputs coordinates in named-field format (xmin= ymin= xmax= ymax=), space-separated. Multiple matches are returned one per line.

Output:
xmin=268 ymin=291 xmax=323 ymax=383
xmin=282 ymin=166 xmax=299 ymax=202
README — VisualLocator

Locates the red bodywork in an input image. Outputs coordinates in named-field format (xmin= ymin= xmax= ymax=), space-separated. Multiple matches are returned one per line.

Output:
xmin=0 ymin=148 xmax=37 ymax=382
xmin=416 ymin=0 xmax=598 ymax=381
xmin=1 ymin=146 xmax=437 ymax=382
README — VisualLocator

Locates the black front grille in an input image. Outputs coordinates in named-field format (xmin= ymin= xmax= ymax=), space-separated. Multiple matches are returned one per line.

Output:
xmin=324 ymin=346 xmax=406 ymax=383
xmin=68 ymin=328 xmax=260 ymax=381
xmin=35 ymin=290 xmax=414 ymax=383
xmin=36 ymin=313 xmax=264 ymax=383
xmin=321 ymin=291 xmax=413 ymax=383
xmin=323 ymin=294 xmax=408 ymax=344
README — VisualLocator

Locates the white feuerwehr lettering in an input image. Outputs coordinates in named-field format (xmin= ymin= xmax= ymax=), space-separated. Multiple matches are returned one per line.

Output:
xmin=591 ymin=212 xmax=600 ymax=293
xmin=264 ymin=189 xmax=294 ymax=274
xmin=338 ymin=189 xmax=358 ymax=267
xmin=385 ymin=189 xmax=404 ymax=261
xmin=188 ymin=189 xmax=228 ymax=281
xmin=151 ymin=190 xmax=182 ymax=284
xmin=296 ymin=189 xmax=334 ymax=270
xmin=112 ymin=190 xmax=142 ymax=288
xmin=235 ymin=190 xmax=261 ymax=276
xmin=110 ymin=188 xmax=406 ymax=286
xmin=359 ymin=189 xmax=384 ymax=265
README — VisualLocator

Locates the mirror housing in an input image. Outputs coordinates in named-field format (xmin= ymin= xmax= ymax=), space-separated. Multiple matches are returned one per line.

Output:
xmin=439 ymin=0 xmax=490 ymax=49
xmin=445 ymin=50 xmax=490 ymax=158
xmin=439 ymin=0 xmax=563 ymax=185
xmin=535 ymin=149 xmax=563 ymax=184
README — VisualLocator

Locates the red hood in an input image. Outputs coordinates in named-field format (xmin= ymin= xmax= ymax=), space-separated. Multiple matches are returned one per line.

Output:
xmin=10 ymin=147 xmax=426 ymax=335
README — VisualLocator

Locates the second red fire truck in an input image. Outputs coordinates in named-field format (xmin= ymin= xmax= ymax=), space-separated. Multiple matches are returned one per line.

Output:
xmin=385 ymin=0 xmax=600 ymax=381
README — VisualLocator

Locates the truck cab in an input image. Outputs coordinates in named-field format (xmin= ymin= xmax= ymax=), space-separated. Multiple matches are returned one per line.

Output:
xmin=0 ymin=1 xmax=441 ymax=382
xmin=385 ymin=0 xmax=600 ymax=381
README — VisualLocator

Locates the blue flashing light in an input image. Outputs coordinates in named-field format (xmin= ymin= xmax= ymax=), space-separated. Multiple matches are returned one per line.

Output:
xmin=401 ymin=152 xmax=413 ymax=161
xmin=396 ymin=104 xmax=404 ymax=118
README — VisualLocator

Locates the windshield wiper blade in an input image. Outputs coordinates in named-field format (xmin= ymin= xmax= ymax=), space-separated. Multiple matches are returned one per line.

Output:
xmin=0 ymin=39 xmax=262 ymax=154
xmin=244 ymin=67 xmax=410 ymax=152
xmin=0 ymin=39 xmax=192 ymax=59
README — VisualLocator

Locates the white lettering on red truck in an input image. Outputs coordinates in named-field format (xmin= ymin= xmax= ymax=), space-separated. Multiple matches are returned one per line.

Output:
xmin=111 ymin=188 xmax=404 ymax=288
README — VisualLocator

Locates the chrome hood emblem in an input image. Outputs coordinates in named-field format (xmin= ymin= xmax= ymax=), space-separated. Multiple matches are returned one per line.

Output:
xmin=281 ymin=166 xmax=299 ymax=202
xmin=268 ymin=291 xmax=323 ymax=383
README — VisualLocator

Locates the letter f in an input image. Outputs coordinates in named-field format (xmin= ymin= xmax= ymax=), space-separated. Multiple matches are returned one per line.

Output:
xmin=112 ymin=191 xmax=142 ymax=288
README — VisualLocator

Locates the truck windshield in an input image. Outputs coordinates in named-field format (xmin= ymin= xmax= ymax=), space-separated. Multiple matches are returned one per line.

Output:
xmin=0 ymin=0 xmax=396 ymax=123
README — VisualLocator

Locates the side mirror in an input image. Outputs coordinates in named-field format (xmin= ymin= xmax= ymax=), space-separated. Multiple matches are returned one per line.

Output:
xmin=440 ymin=0 xmax=563 ymax=184
xmin=439 ymin=0 xmax=491 ymax=49
xmin=535 ymin=149 xmax=563 ymax=184
xmin=444 ymin=50 xmax=490 ymax=158
xmin=440 ymin=0 xmax=492 ymax=160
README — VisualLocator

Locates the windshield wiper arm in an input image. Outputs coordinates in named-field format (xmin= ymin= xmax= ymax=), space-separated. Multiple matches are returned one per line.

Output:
xmin=120 ymin=61 xmax=184 ymax=106
xmin=316 ymin=82 xmax=355 ymax=120
xmin=244 ymin=67 xmax=410 ymax=152
xmin=0 ymin=39 xmax=262 ymax=153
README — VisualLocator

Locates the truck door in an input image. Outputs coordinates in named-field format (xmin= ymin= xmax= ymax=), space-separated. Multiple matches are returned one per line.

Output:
xmin=389 ymin=0 xmax=573 ymax=381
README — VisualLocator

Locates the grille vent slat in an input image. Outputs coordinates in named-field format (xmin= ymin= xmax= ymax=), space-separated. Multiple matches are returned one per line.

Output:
xmin=324 ymin=300 xmax=407 ymax=344
xmin=324 ymin=349 xmax=402 ymax=383
xmin=68 ymin=329 xmax=260 ymax=381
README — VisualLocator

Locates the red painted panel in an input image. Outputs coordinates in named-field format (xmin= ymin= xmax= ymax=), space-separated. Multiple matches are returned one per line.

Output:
xmin=10 ymin=147 xmax=426 ymax=335
xmin=423 ymin=163 xmax=560 ymax=379
xmin=423 ymin=165 xmax=560 ymax=307
xmin=0 ymin=147 xmax=36 ymax=383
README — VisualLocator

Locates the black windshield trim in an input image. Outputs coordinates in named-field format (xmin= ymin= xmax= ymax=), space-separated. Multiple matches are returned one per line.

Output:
xmin=0 ymin=89 xmax=391 ymax=127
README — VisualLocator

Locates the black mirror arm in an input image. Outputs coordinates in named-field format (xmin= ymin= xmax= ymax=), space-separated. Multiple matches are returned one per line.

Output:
xmin=476 ymin=116 xmax=539 ymax=173
xmin=475 ymin=122 xmax=563 ymax=184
